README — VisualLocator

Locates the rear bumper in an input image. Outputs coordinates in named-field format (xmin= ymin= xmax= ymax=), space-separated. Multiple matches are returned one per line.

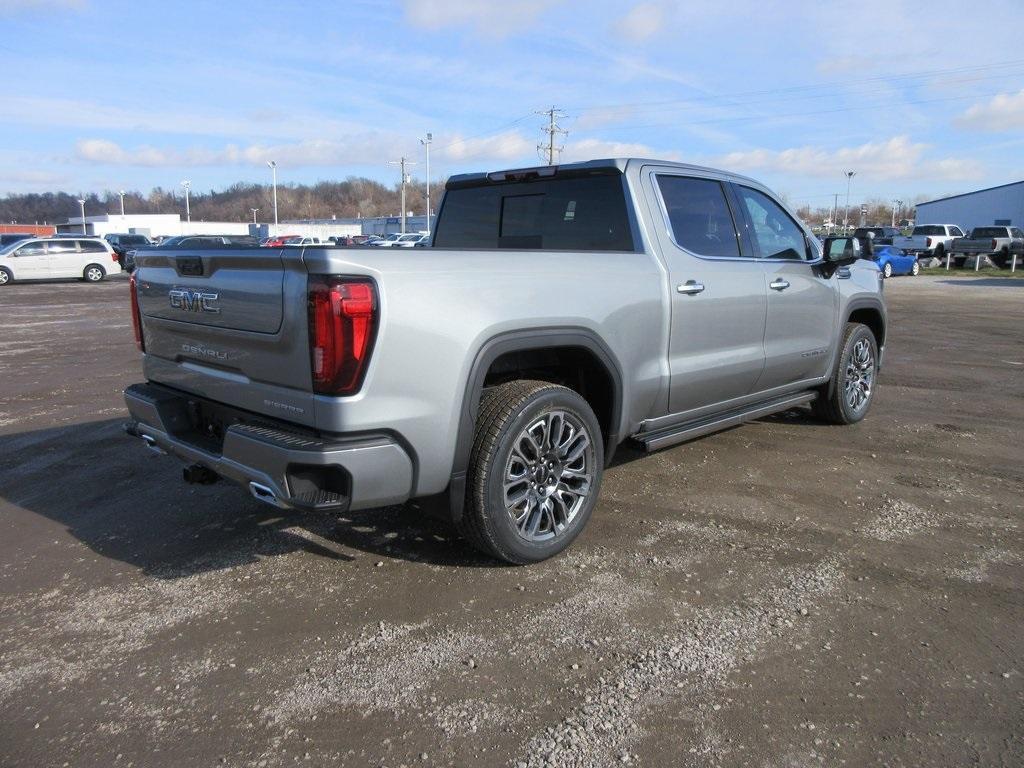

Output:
xmin=124 ymin=383 xmax=414 ymax=513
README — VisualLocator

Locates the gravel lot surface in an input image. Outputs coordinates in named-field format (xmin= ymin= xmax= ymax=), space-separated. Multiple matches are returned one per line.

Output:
xmin=1 ymin=273 xmax=1022 ymax=767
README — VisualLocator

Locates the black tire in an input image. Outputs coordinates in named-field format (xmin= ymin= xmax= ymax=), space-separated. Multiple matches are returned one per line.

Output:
xmin=933 ymin=244 xmax=944 ymax=263
xmin=459 ymin=379 xmax=604 ymax=564
xmin=812 ymin=323 xmax=879 ymax=425
xmin=0 ymin=266 xmax=11 ymax=286
xmin=911 ymin=260 xmax=920 ymax=276
xmin=83 ymin=264 xmax=106 ymax=282
xmin=882 ymin=262 xmax=893 ymax=279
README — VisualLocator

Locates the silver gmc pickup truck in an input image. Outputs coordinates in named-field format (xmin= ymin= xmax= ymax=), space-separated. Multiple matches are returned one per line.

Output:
xmin=124 ymin=158 xmax=886 ymax=564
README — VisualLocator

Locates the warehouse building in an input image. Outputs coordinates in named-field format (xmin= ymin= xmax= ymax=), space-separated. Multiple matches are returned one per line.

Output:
xmin=915 ymin=180 xmax=1024 ymax=231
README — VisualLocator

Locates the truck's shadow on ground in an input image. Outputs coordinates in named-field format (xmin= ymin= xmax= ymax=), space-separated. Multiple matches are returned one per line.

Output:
xmin=1 ymin=408 xmax=822 ymax=578
xmin=0 ymin=418 xmax=495 ymax=578
xmin=937 ymin=278 xmax=1024 ymax=288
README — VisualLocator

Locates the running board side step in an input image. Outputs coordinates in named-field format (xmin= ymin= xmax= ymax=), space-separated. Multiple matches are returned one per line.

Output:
xmin=636 ymin=391 xmax=818 ymax=452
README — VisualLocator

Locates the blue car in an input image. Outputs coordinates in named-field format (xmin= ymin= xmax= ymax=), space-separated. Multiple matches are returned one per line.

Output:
xmin=873 ymin=245 xmax=919 ymax=278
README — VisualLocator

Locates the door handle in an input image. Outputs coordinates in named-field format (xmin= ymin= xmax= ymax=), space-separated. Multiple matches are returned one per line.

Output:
xmin=769 ymin=278 xmax=790 ymax=291
xmin=677 ymin=280 xmax=705 ymax=295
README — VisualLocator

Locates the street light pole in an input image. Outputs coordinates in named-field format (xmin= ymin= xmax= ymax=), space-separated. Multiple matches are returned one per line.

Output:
xmin=891 ymin=199 xmax=903 ymax=228
xmin=843 ymin=171 xmax=856 ymax=233
xmin=251 ymin=208 xmax=259 ymax=224
xmin=267 ymin=161 xmax=278 ymax=226
xmin=420 ymin=132 xmax=432 ymax=234
xmin=77 ymin=198 xmax=86 ymax=234
xmin=180 ymin=180 xmax=191 ymax=224
xmin=118 ymin=190 xmax=126 ymax=218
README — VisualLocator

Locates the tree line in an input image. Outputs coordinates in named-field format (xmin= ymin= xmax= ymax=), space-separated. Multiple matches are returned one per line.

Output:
xmin=0 ymin=178 xmax=432 ymax=225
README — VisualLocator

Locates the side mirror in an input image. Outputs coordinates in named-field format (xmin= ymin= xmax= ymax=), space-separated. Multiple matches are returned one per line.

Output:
xmin=821 ymin=236 xmax=863 ymax=275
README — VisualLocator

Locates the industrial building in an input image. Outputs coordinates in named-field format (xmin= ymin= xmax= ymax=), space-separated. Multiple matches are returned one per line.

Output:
xmin=55 ymin=213 xmax=432 ymax=239
xmin=915 ymin=180 xmax=1024 ymax=231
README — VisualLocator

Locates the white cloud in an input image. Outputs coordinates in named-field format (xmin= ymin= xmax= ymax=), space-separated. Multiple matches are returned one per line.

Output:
xmin=74 ymin=135 xmax=402 ymax=169
xmin=618 ymin=2 xmax=665 ymax=41
xmin=955 ymin=89 xmax=1024 ymax=132
xmin=0 ymin=0 xmax=83 ymax=11
xmin=716 ymin=136 xmax=982 ymax=182
xmin=402 ymin=0 xmax=559 ymax=34
xmin=561 ymin=137 xmax=678 ymax=162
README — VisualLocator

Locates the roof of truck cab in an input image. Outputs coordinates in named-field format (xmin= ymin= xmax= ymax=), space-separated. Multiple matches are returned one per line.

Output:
xmin=445 ymin=158 xmax=765 ymax=188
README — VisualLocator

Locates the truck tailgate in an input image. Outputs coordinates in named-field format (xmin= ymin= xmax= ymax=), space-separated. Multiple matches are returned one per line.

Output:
xmin=133 ymin=247 xmax=318 ymax=427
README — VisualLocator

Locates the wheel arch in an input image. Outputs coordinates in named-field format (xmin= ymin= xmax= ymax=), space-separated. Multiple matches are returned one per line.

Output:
xmin=446 ymin=327 xmax=624 ymax=523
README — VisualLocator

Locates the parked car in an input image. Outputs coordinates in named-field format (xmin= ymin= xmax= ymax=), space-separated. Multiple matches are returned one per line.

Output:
xmin=124 ymin=157 xmax=886 ymax=564
xmin=892 ymin=224 xmax=964 ymax=262
xmin=853 ymin=226 xmax=901 ymax=246
xmin=0 ymin=233 xmax=34 ymax=248
xmin=125 ymin=235 xmax=259 ymax=270
xmin=262 ymin=235 xmax=299 ymax=247
xmin=949 ymin=226 xmax=1024 ymax=268
xmin=369 ymin=233 xmax=404 ymax=247
xmin=351 ymin=235 xmax=375 ymax=245
xmin=0 ymin=236 xmax=120 ymax=285
xmin=105 ymin=233 xmax=153 ymax=270
xmin=391 ymin=233 xmax=429 ymax=248
xmin=872 ymin=245 xmax=919 ymax=278
xmin=282 ymin=236 xmax=324 ymax=247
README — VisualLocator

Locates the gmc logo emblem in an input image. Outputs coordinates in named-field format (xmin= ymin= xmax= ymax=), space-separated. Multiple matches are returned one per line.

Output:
xmin=169 ymin=289 xmax=221 ymax=314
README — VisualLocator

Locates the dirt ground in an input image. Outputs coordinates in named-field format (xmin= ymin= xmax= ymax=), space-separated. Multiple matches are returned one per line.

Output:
xmin=1 ymin=272 xmax=1022 ymax=768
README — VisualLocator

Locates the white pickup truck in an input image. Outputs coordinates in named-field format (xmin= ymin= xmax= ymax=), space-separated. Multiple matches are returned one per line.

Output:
xmin=892 ymin=224 xmax=965 ymax=262
xmin=949 ymin=226 xmax=1024 ymax=268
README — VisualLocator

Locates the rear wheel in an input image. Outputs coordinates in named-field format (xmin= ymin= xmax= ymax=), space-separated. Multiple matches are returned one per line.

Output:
xmin=83 ymin=264 xmax=105 ymax=282
xmin=911 ymin=260 xmax=920 ymax=276
xmin=882 ymin=262 xmax=893 ymax=279
xmin=812 ymin=322 xmax=878 ymax=425
xmin=460 ymin=380 xmax=603 ymax=564
xmin=0 ymin=267 xmax=11 ymax=286
xmin=933 ymin=244 xmax=945 ymax=264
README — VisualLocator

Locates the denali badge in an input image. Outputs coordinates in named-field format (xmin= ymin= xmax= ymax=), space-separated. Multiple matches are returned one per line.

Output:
xmin=169 ymin=288 xmax=220 ymax=314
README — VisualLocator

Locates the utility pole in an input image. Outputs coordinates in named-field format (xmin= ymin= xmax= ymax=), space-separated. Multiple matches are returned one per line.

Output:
xmin=831 ymin=193 xmax=839 ymax=235
xmin=389 ymin=157 xmax=417 ymax=233
xmin=267 ymin=161 xmax=278 ymax=226
xmin=250 ymin=208 xmax=259 ymax=224
xmin=536 ymin=106 xmax=568 ymax=165
xmin=420 ymin=132 xmax=432 ymax=234
xmin=77 ymin=198 xmax=86 ymax=234
xmin=891 ymin=199 xmax=903 ymax=228
xmin=180 ymin=180 xmax=192 ymax=224
xmin=843 ymin=171 xmax=856 ymax=233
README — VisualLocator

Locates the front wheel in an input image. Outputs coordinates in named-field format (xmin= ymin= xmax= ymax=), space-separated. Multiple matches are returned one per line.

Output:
xmin=460 ymin=380 xmax=603 ymax=564
xmin=882 ymin=262 xmax=893 ymax=279
xmin=83 ymin=264 xmax=106 ymax=282
xmin=812 ymin=322 xmax=879 ymax=425
xmin=911 ymin=260 xmax=920 ymax=276
xmin=0 ymin=267 xmax=11 ymax=286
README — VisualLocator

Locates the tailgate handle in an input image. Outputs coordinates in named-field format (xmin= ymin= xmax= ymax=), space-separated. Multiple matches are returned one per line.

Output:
xmin=176 ymin=257 xmax=204 ymax=276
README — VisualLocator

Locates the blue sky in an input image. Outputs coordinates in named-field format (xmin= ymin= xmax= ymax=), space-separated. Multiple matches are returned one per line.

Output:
xmin=2 ymin=0 xmax=1023 ymax=210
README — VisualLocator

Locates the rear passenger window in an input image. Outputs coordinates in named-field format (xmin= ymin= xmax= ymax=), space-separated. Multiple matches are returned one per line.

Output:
xmin=47 ymin=240 xmax=78 ymax=253
xmin=78 ymin=240 xmax=107 ymax=252
xmin=735 ymin=186 xmax=809 ymax=261
xmin=656 ymin=176 xmax=740 ymax=258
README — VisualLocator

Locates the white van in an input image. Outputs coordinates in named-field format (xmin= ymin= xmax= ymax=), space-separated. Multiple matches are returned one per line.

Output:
xmin=0 ymin=237 xmax=122 ymax=285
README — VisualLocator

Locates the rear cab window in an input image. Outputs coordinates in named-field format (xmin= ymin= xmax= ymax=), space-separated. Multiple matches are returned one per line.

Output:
xmin=432 ymin=171 xmax=635 ymax=251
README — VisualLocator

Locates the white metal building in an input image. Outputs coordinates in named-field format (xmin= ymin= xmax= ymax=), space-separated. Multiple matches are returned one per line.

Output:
xmin=915 ymin=180 xmax=1024 ymax=231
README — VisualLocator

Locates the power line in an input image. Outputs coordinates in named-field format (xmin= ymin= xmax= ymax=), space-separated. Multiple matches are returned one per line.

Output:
xmin=536 ymin=106 xmax=568 ymax=165
xmin=563 ymin=57 xmax=1024 ymax=114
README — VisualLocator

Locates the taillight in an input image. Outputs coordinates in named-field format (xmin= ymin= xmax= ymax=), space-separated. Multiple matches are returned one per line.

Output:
xmin=925 ymin=237 xmax=932 ymax=248
xmin=129 ymin=274 xmax=145 ymax=351
xmin=111 ymin=251 xmax=119 ymax=262
xmin=308 ymin=277 xmax=377 ymax=395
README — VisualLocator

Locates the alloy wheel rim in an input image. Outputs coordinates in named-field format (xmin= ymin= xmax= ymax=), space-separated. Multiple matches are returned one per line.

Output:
xmin=844 ymin=338 xmax=875 ymax=412
xmin=0 ymin=271 xmax=7 ymax=284
xmin=503 ymin=410 xmax=593 ymax=542
xmin=88 ymin=268 xmax=101 ymax=280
